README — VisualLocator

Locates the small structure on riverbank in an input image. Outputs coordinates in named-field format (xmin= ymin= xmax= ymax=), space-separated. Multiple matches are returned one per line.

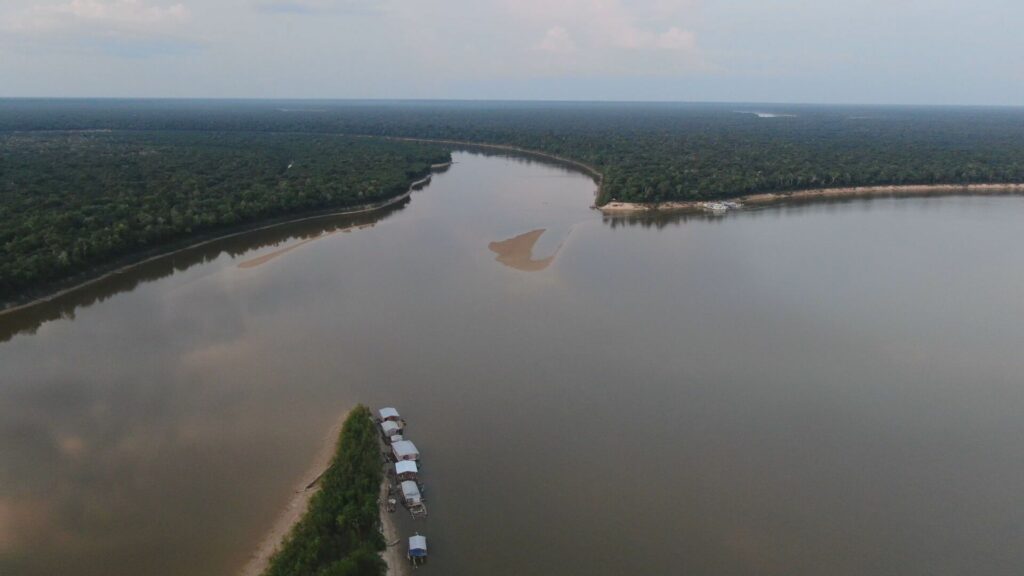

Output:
xmin=408 ymin=534 xmax=428 ymax=567
xmin=379 ymin=407 xmax=403 ymax=423
xmin=400 ymin=480 xmax=423 ymax=505
xmin=401 ymin=480 xmax=427 ymax=518
xmin=392 ymin=440 xmax=420 ymax=462
xmin=396 ymin=460 xmax=418 ymax=482
xmin=380 ymin=419 xmax=404 ymax=439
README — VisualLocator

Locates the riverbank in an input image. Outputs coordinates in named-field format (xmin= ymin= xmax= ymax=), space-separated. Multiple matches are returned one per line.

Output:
xmin=600 ymin=183 xmax=1024 ymax=214
xmin=239 ymin=414 xmax=347 ymax=576
xmin=0 ymin=167 xmax=441 ymax=317
xmin=258 ymin=405 xmax=387 ymax=576
xmin=379 ymin=466 xmax=412 ymax=576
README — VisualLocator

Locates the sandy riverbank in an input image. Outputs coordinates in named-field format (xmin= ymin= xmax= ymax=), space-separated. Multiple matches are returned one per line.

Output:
xmin=241 ymin=415 xmax=413 ymax=576
xmin=600 ymin=183 xmax=1024 ymax=214
xmin=379 ymin=475 xmax=412 ymax=576
xmin=239 ymin=414 xmax=347 ymax=576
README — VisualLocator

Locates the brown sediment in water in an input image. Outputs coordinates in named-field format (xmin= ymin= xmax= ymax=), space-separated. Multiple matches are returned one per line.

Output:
xmin=599 ymin=183 xmax=1024 ymax=214
xmin=242 ymin=415 xmax=413 ymax=576
xmin=237 ymin=237 xmax=321 ymax=269
xmin=238 ymin=414 xmax=346 ymax=576
xmin=488 ymin=229 xmax=559 ymax=272
xmin=237 ymin=223 xmax=376 ymax=269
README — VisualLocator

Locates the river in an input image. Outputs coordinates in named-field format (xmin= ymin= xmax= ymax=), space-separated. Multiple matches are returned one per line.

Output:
xmin=2 ymin=151 xmax=1024 ymax=575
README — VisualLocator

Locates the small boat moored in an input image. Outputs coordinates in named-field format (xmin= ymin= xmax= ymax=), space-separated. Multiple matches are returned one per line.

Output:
xmin=401 ymin=480 xmax=427 ymax=518
xmin=408 ymin=534 xmax=428 ymax=567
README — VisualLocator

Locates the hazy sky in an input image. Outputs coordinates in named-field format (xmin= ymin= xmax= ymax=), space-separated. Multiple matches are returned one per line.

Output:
xmin=1 ymin=0 xmax=1021 ymax=104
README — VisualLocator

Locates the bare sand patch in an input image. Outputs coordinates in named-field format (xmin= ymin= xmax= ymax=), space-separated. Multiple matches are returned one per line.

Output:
xmin=488 ymin=228 xmax=559 ymax=272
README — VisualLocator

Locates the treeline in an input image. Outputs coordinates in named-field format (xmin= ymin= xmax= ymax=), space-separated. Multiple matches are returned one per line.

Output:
xmin=0 ymin=130 xmax=449 ymax=303
xmin=5 ymin=100 xmax=1024 ymax=302
xmin=264 ymin=405 xmax=386 ymax=576
xmin=4 ymin=100 xmax=1024 ymax=206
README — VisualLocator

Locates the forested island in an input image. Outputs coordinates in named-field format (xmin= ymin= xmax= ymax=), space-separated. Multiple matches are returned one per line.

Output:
xmin=4 ymin=99 xmax=1024 ymax=305
xmin=263 ymin=405 xmax=386 ymax=576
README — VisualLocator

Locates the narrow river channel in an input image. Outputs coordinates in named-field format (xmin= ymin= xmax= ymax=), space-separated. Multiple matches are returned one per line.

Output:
xmin=3 ymin=151 xmax=1024 ymax=575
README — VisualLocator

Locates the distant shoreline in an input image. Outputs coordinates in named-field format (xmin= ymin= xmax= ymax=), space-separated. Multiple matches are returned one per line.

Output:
xmin=600 ymin=183 xmax=1024 ymax=214
xmin=369 ymin=135 xmax=605 ymax=196
xmin=0 ymin=168 xmax=444 ymax=317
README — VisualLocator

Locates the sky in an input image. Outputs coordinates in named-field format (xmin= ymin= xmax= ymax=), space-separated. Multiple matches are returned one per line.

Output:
xmin=0 ymin=0 xmax=1021 ymax=105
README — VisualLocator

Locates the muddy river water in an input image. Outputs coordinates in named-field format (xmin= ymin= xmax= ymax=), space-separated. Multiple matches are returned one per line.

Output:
xmin=2 ymin=151 xmax=1024 ymax=575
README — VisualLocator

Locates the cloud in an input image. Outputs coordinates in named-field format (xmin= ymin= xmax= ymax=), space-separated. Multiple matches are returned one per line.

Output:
xmin=1 ymin=1 xmax=195 ymax=57
xmin=252 ymin=0 xmax=379 ymax=15
xmin=503 ymin=0 xmax=708 ymax=75
xmin=6 ymin=0 xmax=189 ymax=34
xmin=536 ymin=26 xmax=576 ymax=54
xmin=656 ymin=27 xmax=696 ymax=51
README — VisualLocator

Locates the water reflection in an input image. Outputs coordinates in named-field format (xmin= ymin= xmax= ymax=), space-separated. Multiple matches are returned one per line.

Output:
xmin=0 ymin=206 xmax=403 ymax=344
xmin=237 ymin=223 xmax=376 ymax=269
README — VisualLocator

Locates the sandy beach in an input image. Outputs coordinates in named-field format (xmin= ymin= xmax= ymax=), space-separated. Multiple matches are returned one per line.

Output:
xmin=241 ymin=413 xmax=413 ymax=576
xmin=600 ymin=182 xmax=1024 ymax=214
xmin=238 ymin=415 xmax=346 ymax=576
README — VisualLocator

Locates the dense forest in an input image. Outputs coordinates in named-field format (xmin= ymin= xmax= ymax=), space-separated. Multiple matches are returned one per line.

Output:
xmin=4 ymin=99 xmax=1024 ymax=206
xmin=264 ymin=405 xmax=386 ymax=576
xmin=0 ymin=129 xmax=449 ymax=303
xmin=4 ymin=99 xmax=1024 ymax=302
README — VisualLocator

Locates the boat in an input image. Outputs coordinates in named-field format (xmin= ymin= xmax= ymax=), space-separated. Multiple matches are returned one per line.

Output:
xmin=408 ymin=534 xmax=428 ymax=566
xmin=703 ymin=202 xmax=728 ymax=214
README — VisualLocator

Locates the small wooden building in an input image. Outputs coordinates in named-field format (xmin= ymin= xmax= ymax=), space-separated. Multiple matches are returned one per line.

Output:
xmin=392 ymin=440 xmax=420 ymax=462
xmin=395 ymin=460 xmax=418 ymax=482
xmin=378 ymin=407 xmax=402 ymax=423
xmin=381 ymin=420 xmax=403 ymax=438
xmin=400 ymin=480 xmax=423 ymax=506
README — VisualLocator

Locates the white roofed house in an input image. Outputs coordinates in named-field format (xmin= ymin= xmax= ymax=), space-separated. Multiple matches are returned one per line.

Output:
xmin=380 ymin=419 xmax=403 ymax=438
xmin=395 ymin=460 xmax=418 ymax=481
xmin=407 ymin=534 xmax=428 ymax=565
xmin=400 ymin=480 xmax=422 ymax=506
xmin=392 ymin=440 xmax=419 ymax=462
xmin=378 ymin=407 xmax=401 ymax=422
xmin=401 ymin=480 xmax=427 ymax=517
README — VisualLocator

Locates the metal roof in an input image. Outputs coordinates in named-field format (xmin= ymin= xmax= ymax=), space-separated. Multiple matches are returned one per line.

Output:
xmin=392 ymin=440 xmax=419 ymax=459
xmin=379 ymin=407 xmax=400 ymax=420
xmin=401 ymin=480 xmax=421 ymax=500
xmin=409 ymin=534 xmax=427 ymax=554
xmin=381 ymin=420 xmax=402 ymax=435
xmin=396 ymin=460 xmax=418 ymax=475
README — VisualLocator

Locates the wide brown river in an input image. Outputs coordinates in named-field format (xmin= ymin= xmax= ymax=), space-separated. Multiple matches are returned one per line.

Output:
xmin=3 ymin=151 xmax=1024 ymax=575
